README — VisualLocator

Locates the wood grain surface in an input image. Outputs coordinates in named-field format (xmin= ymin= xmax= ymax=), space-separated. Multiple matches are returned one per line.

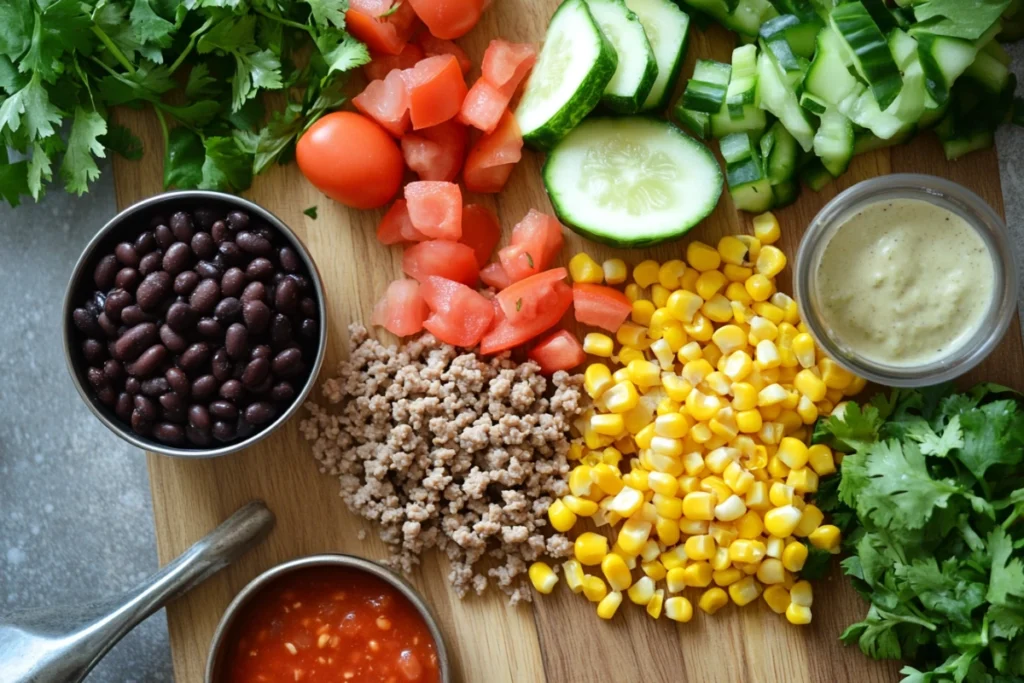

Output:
xmin=109 ymin=5 xmax=1024 ymax=682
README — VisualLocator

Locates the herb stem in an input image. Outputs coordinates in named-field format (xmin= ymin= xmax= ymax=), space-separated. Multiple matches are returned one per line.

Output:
xmin=1003 ymin=508 xmax=1021 ymax=530
xmin=254 ymin=7 xmax=313 ymax=34
xmin=168 ymin=17 xmax=214 ymax=75
xmin=154 ymin=107 xmax=170 ymax=170
xmin=91 ymin=25 xmax=136 ymax=76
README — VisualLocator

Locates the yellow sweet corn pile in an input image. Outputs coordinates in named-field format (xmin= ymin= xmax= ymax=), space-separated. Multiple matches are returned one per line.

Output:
xmin=527 ymin=212 xmax=864 ymax=625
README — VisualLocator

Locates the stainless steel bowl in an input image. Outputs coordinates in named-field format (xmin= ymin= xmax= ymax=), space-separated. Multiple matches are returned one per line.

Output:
xmin=62 ymin=190 xmax=327 ymax=458
xmin=205 ymin=554 xmax=452 ymax=683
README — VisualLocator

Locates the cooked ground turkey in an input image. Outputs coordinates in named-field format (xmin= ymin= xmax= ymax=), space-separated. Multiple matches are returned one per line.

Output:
xmin=300 ymin=324 xmax=584 ymax=605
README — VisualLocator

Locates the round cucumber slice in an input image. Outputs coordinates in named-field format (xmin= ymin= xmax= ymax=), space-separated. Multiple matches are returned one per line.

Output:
xmin=543 ymin=117 xmax=723 ymax=247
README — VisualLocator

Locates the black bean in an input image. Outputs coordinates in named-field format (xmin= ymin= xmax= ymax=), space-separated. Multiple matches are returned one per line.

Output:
xmin=97 ymin=312 xmax=119 ymax=338
xmin=236 ymin=231 xmax=273 ymax=257
xmin=219 ymin=379 xmax=244 ymax=402
xmin=173 ymin=270 xmax=200 ymax=296
xmin=86 ymin=292 xmax=105 ymax=316
xmin=245 ymin=258 xmax=274 ymax=281
xmin=253 ymin=224 xmax=274 ymax=241
xmin=165 ymin=367 xmax=190 ymax=397
xmin=209 ymin=400 xmax=238 ymax=420
xmin=162 ymin=406 xmax=186 ymax=424
xmin=94 ymin=254 xmax=119 ymax=289
xmin=195 ymin=260 xmax=223 ymax=280
xmin=103 ymin=359 xmax=124 ymax=383
xmin=138 ymin=251 xmax=163 ymax=276
xmin=120 ymin=305 xmax=154 ymax=327
xmin=178 ymin=342 xmax=211 ymax=373
xmin=103 ymin=288 xmax=132 ymax=323
xmin=126 ymin=344 xmax=167 ymax=377
xmin=190 ymin=278 xmax=220 ymax=314
xmin=82 ymin=339 xmax=107 ymax=365
xmin=191 ymin=374 xmax=218 ymax=400
xmin=170 ymin=211 xmax=194 ymax=242
xmin=136 ymin=271 xmax=172 ymax=311
xmin=249 ymin=375 xmax=273 ymax=396
xmin=235 ymin=418 xmax=256 ymax=440
xmin=115 ymin=242 xmax=139 ymax=268
xmin=159 ymin=392 xmax=183 ymax=415
xmin=274 ymin=276 xmax=299 ymax=314
xmin=115 ymin=267 xmax=141 ymax=291
xmin=191 ymin=231 xmax=216 ymax=259
xmin=224 ymin=323 xmax=249 ymax=360
xmin=241 ymin=281 xmax=266 ymax=304
xmin=242 ymin=299 xmax=271 ymax=333
xmin=212 ymin=420 xmax=236 ymax=442
xmin=73 ymin=308 xmax=103 ymax=337
xmin=211 ymin=348 xmax=233 ymax=381
xmin=241 ymin=357 xmax=271 ymax=388
xmin=220 ymin=268 xmax=245 ymax=298
xmin=114 ymin=322 xmax=158 ymax=361
xmin=154 ymin=224 xmax=175 ymax=249
xmin=272 ymin=348 xmax=304 ymax=378
xmin=300 ymin=296 xmax=317 ymax=318
xmin=250 ymin=344 xmax=272 ymax=360
xmin=290 ymin=275 xmax=311 ymax=294
xmin=134 ymin=231 xmax=157 ymax=256
xmin=211 ymin=220 xmax=231 ymax=244
xmin=130 ymin=409 xmax=153 ymax=436
xmin=87 ymin=366 xmax=107 ymax=389
xmin=164 ymin=302 xmax=194 ymax=333
xmin=133 ymin=395 xmax=158 ymax=422
xmin=153 ymin=422 xmax=186 ymax=445
xmin=96 ymin=386 xmax=117 ymax=406
xmin=214 ymin=297 xmax=242 ymax=324
xmin=299 ymin=318 xmax=318 ymax=341
xmin=125 ymin=377 xmax=141 ymax=395
xmin=159 ymin=324 xmax=188 ymax=354
xmin=115 ymin=392 xmax=133 ymax=421
xmin=271 ymin=381 xmax=296 ymax=403
xmin=226 ymin=211 xmax=249 ymax=231
xmin=197 ymin=317 xmax=224 ymax=340
xmin=188 ymin=404 xmax=211 ymax=430
xmin=141 ymin=377 xmax=170 ymax=397
xmin=217 ymin=241 xmax=245 ymax=267
xmin=163 ymin=242 xmax=193 ymax=275
xmin=279 ymin=246 xmax=301 ymax=272
xmin=186 ymin=425 xmax=213 ymax=446
xmin=245 ymin=401 xmax=276 ymax=425
xmin=269 ymin=314 xmax=292 ymax=348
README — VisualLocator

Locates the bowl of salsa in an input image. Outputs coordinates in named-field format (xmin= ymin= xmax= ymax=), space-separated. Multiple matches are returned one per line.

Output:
xmin=206 ymin=554 xmax=450 ymax=683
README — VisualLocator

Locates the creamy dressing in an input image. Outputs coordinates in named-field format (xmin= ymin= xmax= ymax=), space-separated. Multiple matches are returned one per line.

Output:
xmin=815 ymin=198 xmax=995 ymax=367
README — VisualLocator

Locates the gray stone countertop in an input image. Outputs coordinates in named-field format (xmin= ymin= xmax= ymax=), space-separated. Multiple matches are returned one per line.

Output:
xmin=3 ymin=45 xmax=1024 ymax=683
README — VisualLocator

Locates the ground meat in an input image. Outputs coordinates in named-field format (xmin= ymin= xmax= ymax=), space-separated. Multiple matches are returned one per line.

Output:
xmin=301 ymin=324 xmax=584 ymax=604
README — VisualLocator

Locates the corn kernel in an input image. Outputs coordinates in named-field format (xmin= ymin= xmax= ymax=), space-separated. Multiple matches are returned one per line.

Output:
xmin=616 ymin=322 xmax=648 ymax=348
xmin=659 ymin=545 xmax=688 ymax=571
xmin=601 ymin=553 xmax=632 ymax=592
xmin=794 ymin=369 xmax=827 ymax=402
xmin=547 ymin=499 xmax=577 ymax=532
xmin=575 ymin=532 xmax=609 ymax=566
xmin=682 ymin=490 xmax=717 ymax=520
xmin=768 ymin=482 xmax=795 ymax=507
xmin=684 ymin=534 xmax=716 ymax=560
xmin=725 ymin=281 xmax=753 ymax=304
xmin=679 ymin=562 xmax=710 ymax=589
xmin=665 ymin=289 xmax=703 ymax=325
xmin=793 ymin=504 xmax=823 ymax=537
xmin=662 ymin=596 xmax=692 ymax=622
xmin=792 ymin=333 xmax=816 ymax=368
xmin=633 ymin=260 xmax=660 ymax=288
xmin=529 ymin=562 xmax=558 ymax=594
xmin=618 ymin=347 xmax=646 ymax=367
xmin=755 ymin=245 xmax=787 ymax=277
xmin=582 ymin=574 xmax=607 ymax=602
xmin=714 ymin=494 xmax=747 ymax=522
xmin=584 ymin=364 xmax=614 ymax=400
xmin=592 ymin=414 xmax=625 ymax=436
xmin=612 ymin=368 xmax=631 ymax=384
xmin=728 ymin=539 xmax=766 ymax=564
xmin=665 ymin=565 xmax=687 ymax=593
xmin=627 ymin=576 xmax=656 ymax=605
xmin=621 ymin=468 xmax=649 ymax=492
xmin=663 ymin=323 xmax=687 ymax=352
xmin=819 ymin=358 xmax=854 ymax=390
xmin=584 ymin=333 xmax=614 ymax=357
xmin=749 ymin=316 xmax=779 ymax=345
xmin=646 ymin=588 xmax=665 ymax=619
xmin=651 ymin=284 xmax=671 ymax=308
xmin=782 ymin=541 xmax=808 ymax=572
xmin=721 ymin=351 xmax=752 ymax=382
xmin=726 ymin=384 xmax=754 ymax=413
xmin=722 ymin=461 xmax=754 ymax=496
xmin=631 ymin=299 xmax=656 ymax=326
xmin=775 ymin=437 xmax=808 ymax=470
xmin=604 ymin=381 xmax=640 ymax=414
xmin=786 ymin=603 xmax=812 ymax=625
xmin=569 ymin=253 xmax=603 ymax=283
xmin=809 ymin=524 xmax=841 ymax=553
xmin=627 ymin=359 xmax=660 ymax=388
xmin=844 ymin=376 xmax=868 ymax=396
xmin=597 ymin=590 xmax=623 ymax=619
xmin=744 ymin=274 xmax=774 ymax=302
xmin=729 ymin=576 xmax=762 ymax=606
xmin=790 ymin=580 xmax=813 ymax=607
xmin=653 ymin=493 xmax=683 ymax=520
xmin=752 ymin=212 xmax=781 ymax=244
xmin=624 ymin=283 xmax=643 ymax=302
xmin=753 ymin=557 xmax=784 ymax=585
xmin=634 ymin=423 xmax=656 ymax=450
xmin=649 ymin=308 xmax=674 ymax=340
xmin=702 ymin=294 xmax=733 ymax=324
xmin=699 ymin=587 xmax=729 ymax=614
xmin=642 ymin=559 xmax=667 ymax=581
xmin=807 ymin=444 xmax=835 ymax=476
xmin=687 ymin=241 xmax=721 ymax=272
xmin=763 ymin=584 xmax=790 ymax=614
xmin=765 ymin=536 xmax=785 ymax=559
xmin=695 ymin=271 xmax=727 ymax=301
xmin=601 ymin=258 xmax=627 ymax=284
xmin=787 ymin=467 xmax=819 ymax=495
xmin=764 ymin=505 xmax=803 ymax=538
xmin=618 ymin=518 xmax=653 ymax=555
xmin=711 ymin=325 xmax=746 ymax=355
xmin=711 ymin=566 xmax=741 ymax=586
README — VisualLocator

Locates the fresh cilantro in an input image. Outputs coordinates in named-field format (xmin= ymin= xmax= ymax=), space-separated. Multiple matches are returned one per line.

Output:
xmin=0 ymin=149 xmax=29 ymax=207
xmin=199 ymin=135 xmax=251 ymax=193
xmin=906 ymin=415 xmax=964 ymax=458
xmin=100 ymin=124 xmax=144 ymax=161
xmin=798 ymin=546 xmax=835 ymax=581
xmin=307 ymin=0 xmax=348 ymax=28
xmin=164 ymin=126 xmax=204 ymax=189
xmin=60 ymin=107 xmax=107 ymax=195
xmin=303 ymin=205 xmax=318 ymax=219
xmin=913 ymin=0 xmax=1012 ymax=40
xmin=0 ymin=74 xmax=62 ymax=140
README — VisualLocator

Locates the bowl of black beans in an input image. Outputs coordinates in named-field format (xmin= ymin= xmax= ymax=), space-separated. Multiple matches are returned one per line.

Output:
xmin=63 ymin=191 xmax=327 ymax=457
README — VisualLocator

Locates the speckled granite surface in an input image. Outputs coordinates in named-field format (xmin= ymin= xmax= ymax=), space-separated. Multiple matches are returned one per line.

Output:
xmin=2 ymin=44 xmax=1024 ymax=683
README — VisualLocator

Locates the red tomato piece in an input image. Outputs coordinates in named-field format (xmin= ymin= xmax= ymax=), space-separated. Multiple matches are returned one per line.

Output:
xmin=573 ymin=283 xmax=632 ymax=333
xmin=407 ymin=0 xmax=484 ymax=39
xmin=480 ymin=280 xmax=573 ymax=355
xmin=479 ymin=262 xmax=513 ymax=290
xmin=459 ymin=204 xmax=501 ymax=266
xmin=353 ymin=69 xmax=410 ymax=138
xmin=416 ymin=34 xmax=472 ymax=75
xmin=458 ymin=79 xmax=511 ymax=133
xmin=420 ymin=276 xmax=494 ymax=347
xmin=363 ymin=43 xmax=425 ymax=81
xmin=463 ymin=162 xmax=515 ymax=194
xmin=463 ymin=109 xmax=522 ymax=193
xmin=528 ymin=329 xmax=586 ymax=374
xmin=404 ymin=181 xmax=462 ymax=240
xmin=497 ymin=209 xmax=565 ymax=282
xmin=346 ymin=1 xmax=419 ymax=56
xmin=371 ymin=279 xmax=429 ymax=337
xmin=402 ymin=240 xmax=479 ymax=286
xmin=377 ymin=200 xmax=429 ymax=245
xmin=350 ymin=0 xmax=395 ymax=16
xmin=401 ymin=55 xmax=468 ymax=130
xmin=481 ymin=40 xmax=538 ymax=97
xmin=495 ymin=267 xmax=568 ymax=319
xmin=401 ymin=120 xmax=468 ymax=182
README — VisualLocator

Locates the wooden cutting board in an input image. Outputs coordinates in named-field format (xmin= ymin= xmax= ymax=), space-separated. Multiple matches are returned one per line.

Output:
xmin=109 ymin=5 xmax=1024 ymax=681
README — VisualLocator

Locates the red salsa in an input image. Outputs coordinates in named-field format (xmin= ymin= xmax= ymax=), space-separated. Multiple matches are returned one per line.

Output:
xmin=223 ymin=566 xmax=441 ymax=683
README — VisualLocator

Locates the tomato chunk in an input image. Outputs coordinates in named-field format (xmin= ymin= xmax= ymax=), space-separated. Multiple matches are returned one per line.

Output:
xmin=528 ymin=329 xmax=586 ymax=374
xmin=463 ymin=109 xmax=522 ymax=194
xmin=371 ymin=279 xmax=429 ymax=336
xmin=353 ymin=69 xmax=410 ymax=138
xmin=407 ymin=0 xmax=484 ymax=39
xmin=479 ymin=262 xmax=513 ymax=290
xmin=459 ymin=204 xmax=501 ymax=266
xmin=351 ymin=0 xmax=397 ymax=16
xmin=458 ymin=79 xmax=511 ymax=133
xmin=402 ymin=55 xmax=468 ymax=130
xmin=402 ymin=240 xmax=479 ymax=286
xmin=346 ymin=2 xmax=419 ymax=56
xmin=481 ymin=40 xmax=537 ymax=96
xmin=401 ymin=120 xmax=468 ymax=182
xmin=480 ymin=280 xmax=572 ymax=355
xmin=495 ymin=267 xmax=568 ymax=319
xmin=498 ymin=209 xmax=564 ymax=282
xmin=404 ymin=181 xmax=462 ymax=240
xmin=416 ymin=34 xmax=472 ymax=75
xmin=420 ymin=276 xmax=494 ymax=347
xmin=377 ymin=199 xmax=429 ymax=245
xmin=573 ymin=283 xmax=632 ymax=333
xmin=364 ymin=43 xmax=425 ymax=81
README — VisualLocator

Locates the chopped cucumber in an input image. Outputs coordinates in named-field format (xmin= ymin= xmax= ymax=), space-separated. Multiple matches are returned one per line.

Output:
xmin=683 ymin=60 xmax=732 ymax=113
xmin=800 ymin=157 xmax=833 ymax=191
xmin=859 ymin=0 xmax=897 ymax=33
xmin=625 ymin=0 xmax=692 ymax=111
xmin=913 ymin=32 xmax=976 ymax=106
xmin=674 ymin=104 xmax=711 ymax=138
xmin=543 ymin=117 xmax=723 ymax=247
xmin=756 ymin=49 xmax=815 ymax=151
xmin=710 ymin=101 xmax=767 ymax=137
xmin=965 ymin=50 xmax=1011 ymax=95
xmin=726 ymin=45 xmax=760 ymax=118
xmin=813 ymin=107 xmax=854 ymax=176
xmin=763 ymin=120 xmax=799 ymax=184
xmin=681 ymin=0 xmax=777 ymax=36
xmin=829 ymin=2 xmax=903 ymax=111
xmin=586 ymin=0 xmax=659 ymax=113
xmin=772 ymin=179 xmax=799 ymax=207
xmin=515 ymin=0 xmax=618 ymax=149
xmin=759 ymin=13 xmax=822 ymax=59
xmin=837 ymin=83 xmax=909 ymax=139
xmin=800 ymin=92 xmax=828 ymax=115
xmin=804 ymin=28 xmax=859 ymax=106
xmin=853 ymin=127 xmax=914 ymax=155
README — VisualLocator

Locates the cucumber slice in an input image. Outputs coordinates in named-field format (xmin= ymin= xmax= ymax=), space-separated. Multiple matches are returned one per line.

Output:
xmin=813 ymin=107 xmax=854 ymax=176
xmin=982 ymin=39 xmax=1012 ymax=67
xmin=515 ymin=0 xmax=618 ymax=149
xmin=683 ymin=60 xmax=732 ymax=113
xmin=759 ymin=13 xmax=822 ymax=59
xmin=674 ymin=104 xmax=711 ymax=138
xmin=853 ymin=126 xmax=914 ymax=155
xmin=756 ymin=49 xmax=815 ymax=151
xmin=625 ymin=0 xmax=692 ymax=111
xmin=804 ymin=28 xmax=859 ymax=107
xmin=681 ymin=0 xmax=776 ymax=36
xmin=918 ymin=100 xmax=949 ymax=130
xmin=763 ymin=120 xmax=798 ymax=184
xmin=859 ymin=0 xmax=897 ymax=33
xmin=800 ymin=157 xmax=832 ymax=191
xmin=800 ymin=92 xmax=828 ymax=115
xmin=710 ymin=105 xmax=767 ymax=137
xmin=836 ymin=84 xmax=908 ymax=139
xmin=586 ymin=0 xmax=659 ymax=113
xmin=726 ymin=44 xmax=760 ymax=118
xmin=768 ymin=0 xmax=823 ymax=23
xmin=543 ymin=117 xmax=723 ymax=247
xmin=965 ymin=50 xmax=1011 ymax=94
xmin=913 ymin=32 xmax=975 ymax=106
xmin=829 ymin=2 xmax=903 ymax=111
xmin=772 ymin=179 xmax=799 ymax=207
xmin=720 ymin=131 xmax=759 ymax=164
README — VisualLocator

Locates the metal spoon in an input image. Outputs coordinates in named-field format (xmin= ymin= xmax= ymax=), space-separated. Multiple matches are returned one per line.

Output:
xmin=0 ymin=500 xmax=275 ymax=683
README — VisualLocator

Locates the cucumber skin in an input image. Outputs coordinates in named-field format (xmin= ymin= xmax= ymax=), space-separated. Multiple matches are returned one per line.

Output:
xmin=639 ymin=10 xmax=692 ymax=112
xmin=521 ymin=1 xmax=620 ymax=150
xmin=541 ymin=117 xmax=723 ymax=248
xmin=591 ymin=0 xmax=660 ymax=114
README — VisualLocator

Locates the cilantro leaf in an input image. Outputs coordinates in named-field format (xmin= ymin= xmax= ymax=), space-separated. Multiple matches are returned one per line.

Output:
xmin=913 ymin=0 xmax=1012 ymax=40
xmin=899 ymin=558 xmax=987 ymax=626
xmin=230 ymin=48 xmax=283 ymax=111
xmin=0 ymin=0 xmax=32 ymax=60
xmin=988 ymin=603 xmax=1024 ymax=640
xmin=163 ymin=127 xmax=204 ymax=189
xmin=0 ymin=55 xmax=24 ymax=95
xmin=160 ymin=100 xmax=221 ymax=127
xmin=199 ymin=135 xmax=252 ymax=192
xmin=0 ymin=150 xmax=29 ymax=207
xmin=841 ymin=604 xmax=935 ymax=660
xmin=18 ymin=0 xmax=91 ymax=84
xmin=130 ymin=0 xmax=175 ymax=49
xmin=0 ymin=74 xmax=61 ymax=140
xmin=797 ymin=546 xmax=834 ymax=580
xmin=956 ymin=401 xmax=1024 ymax=482
xmin=815 ymin=400 xmax=884 ymax=451
xmin=26 ymin=140 xmax=52 ymax=200
xmin=303 ymin=205 xmax=318 ymax=219
xmin=854 ymin=440 xmax=960 ymax=530
xmin=317 ymin=31 xmax=371 ymax=75
xmin=307 ymin=0 xmax=349 ymax=28
xmin=184 ymin=63 xmax=218 ymax=100
xmin=60 ymin=107 xmax=107 ymax=195
xmin=254 ymin=104 xmax=303 ymax=174
xmin=988 ymin=528 xmax=1024 ymax=606
xmin=907 ymin=415 xmax=964 ymax=458
xmin=100 ymin=123 xmax=144 ymax=161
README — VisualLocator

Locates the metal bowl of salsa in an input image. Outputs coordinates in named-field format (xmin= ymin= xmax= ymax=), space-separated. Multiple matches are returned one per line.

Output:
xmin=206 ymin=554 xmax=452 ymax=683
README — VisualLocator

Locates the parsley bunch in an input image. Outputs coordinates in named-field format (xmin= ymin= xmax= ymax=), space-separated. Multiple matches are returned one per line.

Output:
xmin=0 ymin=0 xmax=370 ymax=207
xmin=814 ymin=383 xmax=1024 ymax=682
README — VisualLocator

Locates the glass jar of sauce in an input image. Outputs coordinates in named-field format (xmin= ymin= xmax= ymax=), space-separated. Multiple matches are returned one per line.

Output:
xmin=795 ymin=174 xmax=1017 ymax=387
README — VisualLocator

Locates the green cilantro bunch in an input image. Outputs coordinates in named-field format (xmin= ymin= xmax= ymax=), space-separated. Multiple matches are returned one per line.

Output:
xmin=814 ymin=383 xmax=1024 ymax=682
xmin=0 ymin=0 xmax=370 ymax=207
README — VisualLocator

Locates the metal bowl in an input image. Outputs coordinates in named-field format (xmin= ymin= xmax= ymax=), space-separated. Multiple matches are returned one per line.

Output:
xmin=62 ymin=190 xmax=328 ymax=458
xmin=205 ymin=554 xmax=453 ymax=683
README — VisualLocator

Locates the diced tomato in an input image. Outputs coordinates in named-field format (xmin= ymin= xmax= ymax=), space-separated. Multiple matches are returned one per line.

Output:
xmin=416 ymin=34 xmax=472 ymax=75
xmin=463 ymin=109 xmax=522 ymax=193
xmin=479 ymin=262 xmax=513 ymax=290
xmin=480 ymin=280 xmax=573 ymax=355
xmin=573 ymin=283 xmax=632 ymax=333
xmin=407 ymin=0 xmax=484 ymax=39
xmin=351 ymin=0 xmax=397 ymax=17
xmin=402 ymin=240 xmax=479 ymax=286
xmin=420 ymin=276 xmax=494 ymax=347
xmin=404 ymin=181 xmax=462 ymax=240
xmin=346 ymin=1 xmax=419 ymax=56
xmin=401 ymin=55 xmax=468 ymax=130
xmin=458 ymin=79 xmax=511 ymax=133
xmin=401 ymin=120 xmax=468 ymax=182
xmin=463 ymin=163 xmax=515 ymax=194
xmin=498 ymin=209 xmax=564 ymax=282
xmin=353 ymin=69 xmax=410 ymax=138
xmin=364 ymin=43 xmax=425 ymax=81
xmin=481 ymin=40 xmax=538 ymax=97
xmin=376 ymin=200 xmax=429 ymax=245
xmin=495 ymin=267 xmax=568 ymax=319
xmin=371 ymin=279 xmax=429 ymax=336
xmin=459 ymin=204 xmax=501 ymax=266
xmin=528 ymin=329 xmax=586 ymax=374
